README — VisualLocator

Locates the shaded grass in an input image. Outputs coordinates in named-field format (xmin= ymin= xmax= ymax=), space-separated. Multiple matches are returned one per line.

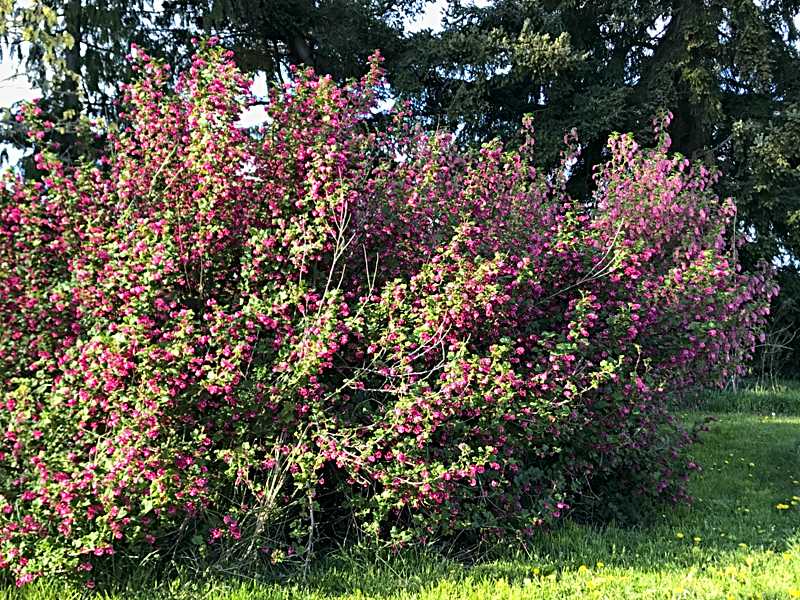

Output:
xmin=5 ymin=392 xmax=800 ymax=599
xmin=689 ymin=381 xmax=800 ymax=415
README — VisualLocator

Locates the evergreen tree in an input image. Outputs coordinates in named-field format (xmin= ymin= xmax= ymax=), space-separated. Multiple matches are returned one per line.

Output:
xmin=399 ymin=0 xmax=800 ymax=373
xmin=0 ymin=0 xmax=424 ymax=160
xmin=164 ymin=0 xmax=426 ymax=82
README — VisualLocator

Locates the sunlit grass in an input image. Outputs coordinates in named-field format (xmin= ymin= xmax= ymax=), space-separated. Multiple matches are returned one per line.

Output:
xmin=5 ymin=387 xmax=800 ymax=599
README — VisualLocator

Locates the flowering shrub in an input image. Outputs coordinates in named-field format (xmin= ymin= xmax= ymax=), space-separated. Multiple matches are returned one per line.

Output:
xmin=0 ymin=43 xmax=775 ymax=585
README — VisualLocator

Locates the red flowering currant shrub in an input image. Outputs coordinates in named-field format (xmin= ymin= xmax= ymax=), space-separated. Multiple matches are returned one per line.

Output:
xmin=0 ymin=44 xmax=775 ymax=585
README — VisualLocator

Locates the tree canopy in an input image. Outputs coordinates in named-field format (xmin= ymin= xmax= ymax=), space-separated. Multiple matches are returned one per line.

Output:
xmin=0 ymin=0 xmax=426 ymax=118
xmin=401 ymin=1 xmax=800 ymax=370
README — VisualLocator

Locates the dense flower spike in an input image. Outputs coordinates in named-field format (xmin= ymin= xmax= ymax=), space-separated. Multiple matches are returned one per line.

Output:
xmin=0 ymin=44 xmax=774 ymax=585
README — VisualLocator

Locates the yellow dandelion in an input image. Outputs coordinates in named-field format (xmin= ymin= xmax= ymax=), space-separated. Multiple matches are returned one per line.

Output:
xmin=693 ymin=536 xmax=702 ymax=544
xmin=738 ymin=543 xmax=748 ymax=549
xmin=676 ymin=532 xmax=685 ymax=539
xmin=578 ymin=564 xmax=589 ymax=573
xmin=789 ymin=589 xmax=800 ymax=599
xmin=776 ymin=503 xmax=791 ymax=510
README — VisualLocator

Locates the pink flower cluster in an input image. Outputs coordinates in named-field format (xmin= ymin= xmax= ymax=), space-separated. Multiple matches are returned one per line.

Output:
xmin=0 ymin=43 xmax=774 ymax=585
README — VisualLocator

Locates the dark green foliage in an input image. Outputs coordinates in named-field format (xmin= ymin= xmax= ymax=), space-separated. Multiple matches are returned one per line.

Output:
xmin=397 ymin=0 xmax=800 ymax=372
xmin=163 ymin=0 xmax=426 ymax=82
xmin=0 ymin=0 xmax=424 ymax=163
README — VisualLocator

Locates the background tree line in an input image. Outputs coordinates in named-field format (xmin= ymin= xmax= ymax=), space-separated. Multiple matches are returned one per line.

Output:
xmin=2 ymin=0 xmax=799 ymax=378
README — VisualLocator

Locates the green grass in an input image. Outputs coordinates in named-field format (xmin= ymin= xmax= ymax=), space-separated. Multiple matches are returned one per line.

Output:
xmin=687 ymin=380 xmax=800 ymax=415
xmin=6 ymin=390 xmax=800 ymax=599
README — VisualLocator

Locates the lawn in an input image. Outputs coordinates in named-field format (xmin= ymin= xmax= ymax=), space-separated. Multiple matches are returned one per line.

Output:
xmin=6 ymin=386 xmax=800 ymax=599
